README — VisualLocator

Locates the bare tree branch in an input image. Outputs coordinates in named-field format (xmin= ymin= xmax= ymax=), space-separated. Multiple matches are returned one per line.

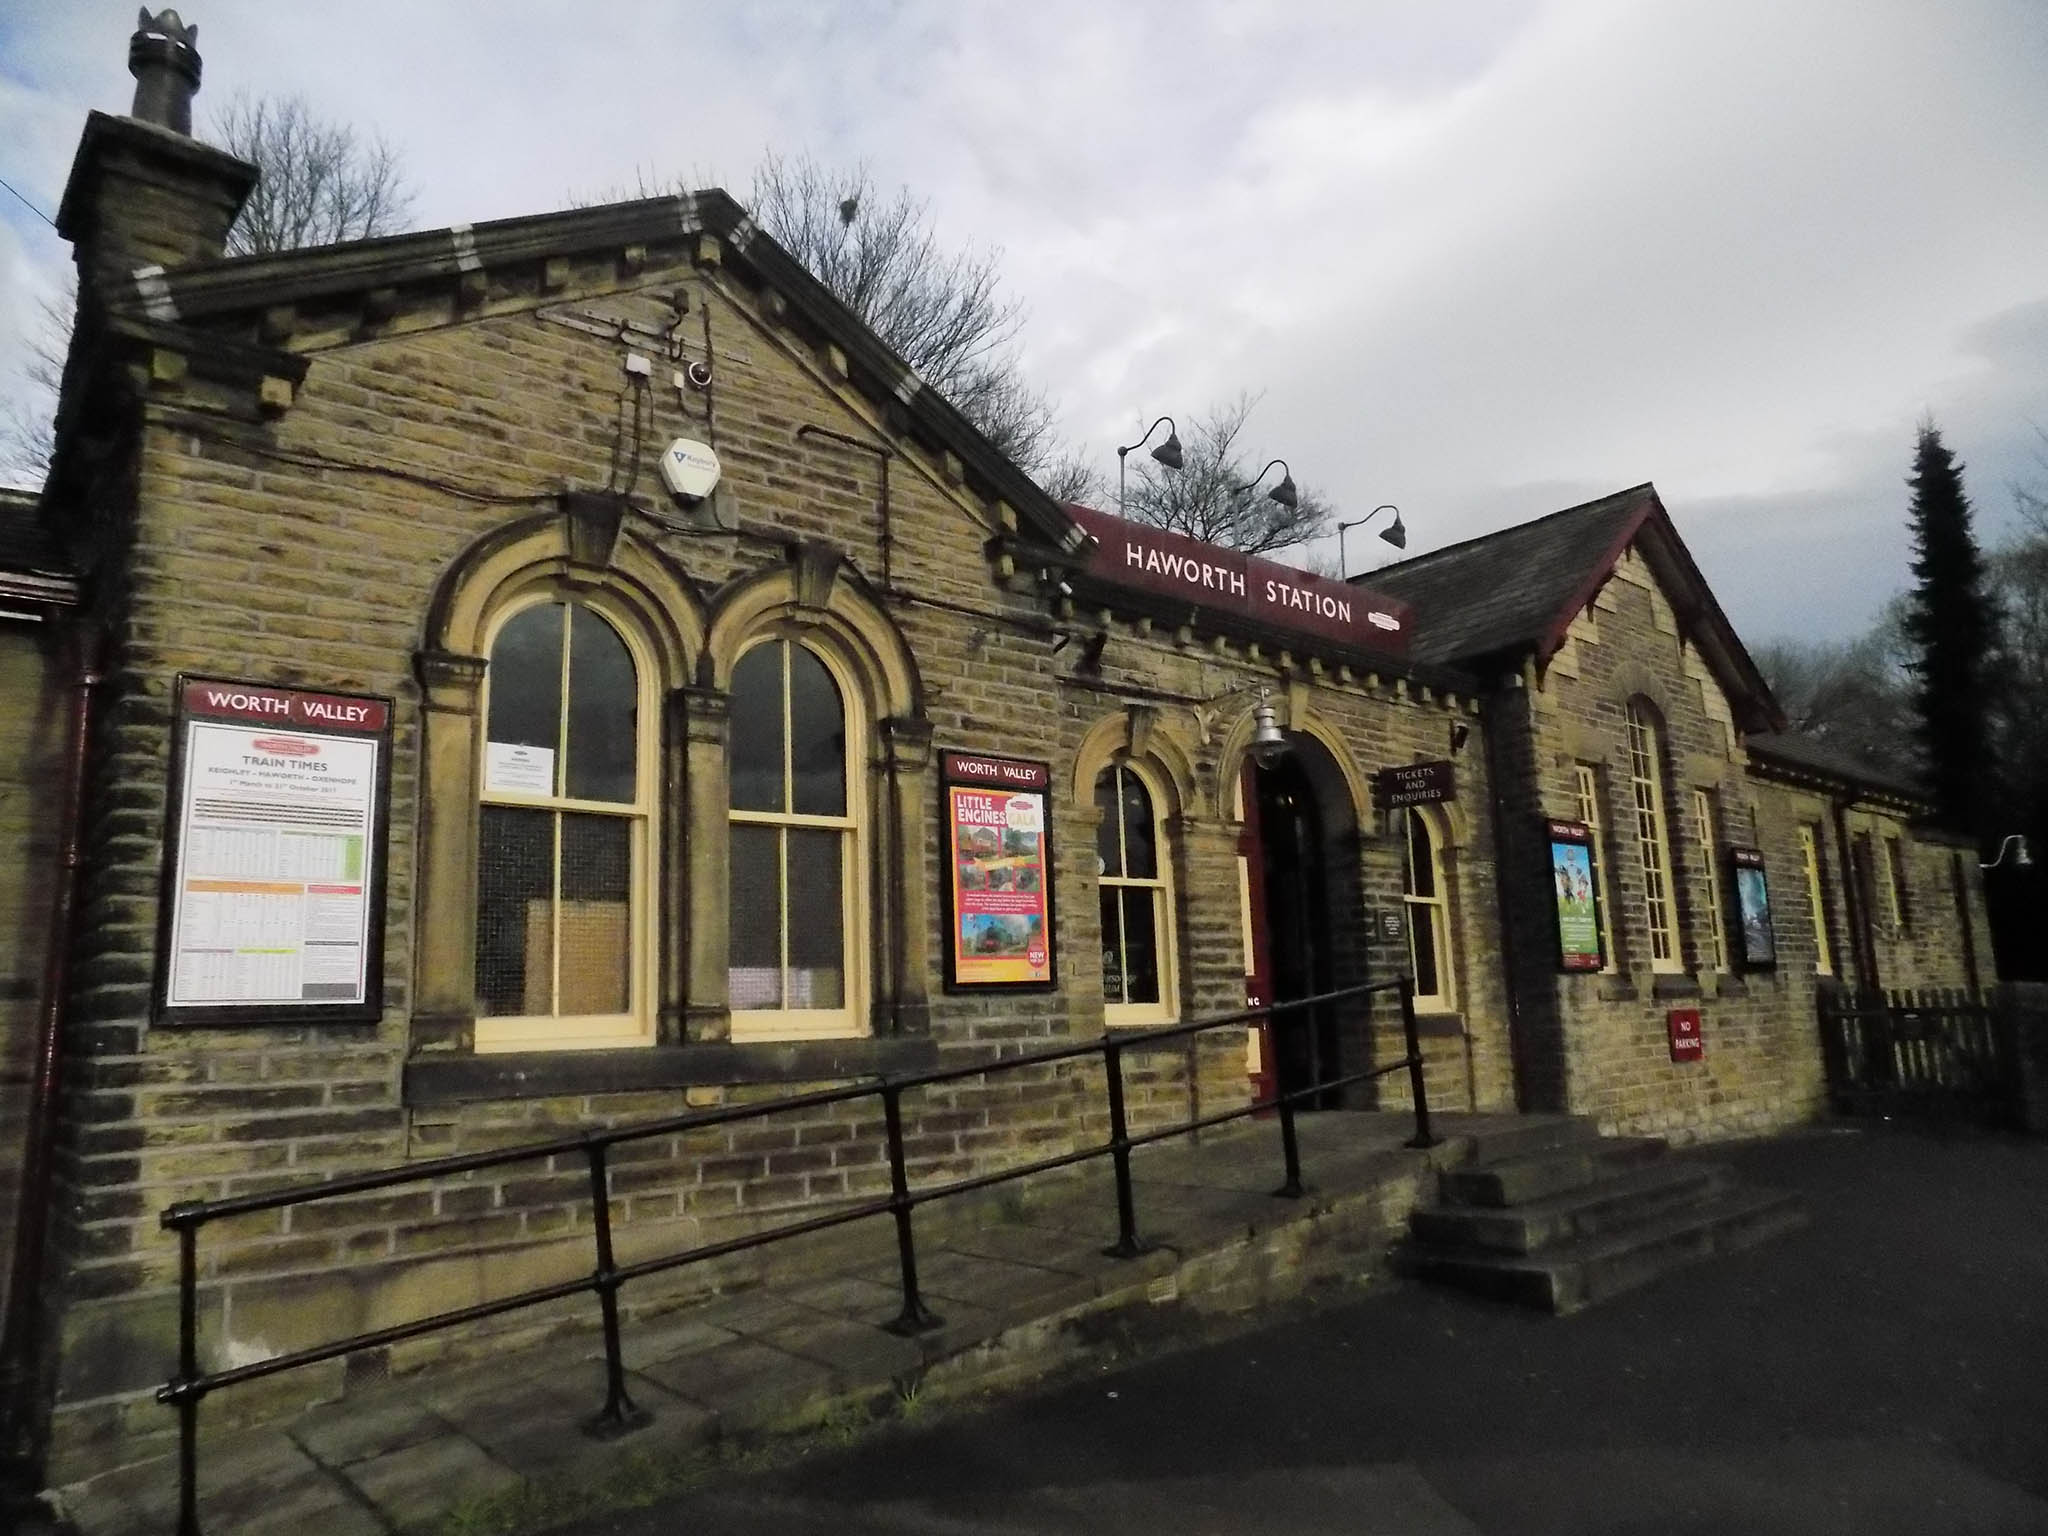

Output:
xmin=1119 ymin=392 xmax=1334 ymax=555
xmin=209 ymin=92 xmax=415 ymax=257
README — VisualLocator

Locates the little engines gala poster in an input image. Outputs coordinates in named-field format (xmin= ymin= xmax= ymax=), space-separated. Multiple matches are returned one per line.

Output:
xmin=942 ymin=752 xmax=1055 ymax=989
xmin=1547 ymin=819 xmax=1604 ymax=971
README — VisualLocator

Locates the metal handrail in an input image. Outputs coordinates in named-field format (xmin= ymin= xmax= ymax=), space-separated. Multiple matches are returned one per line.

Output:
xmin=155 ymin=976 xmax=1435 ymax=1534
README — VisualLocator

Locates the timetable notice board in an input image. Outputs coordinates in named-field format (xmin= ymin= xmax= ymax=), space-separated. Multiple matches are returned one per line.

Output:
xmin=157 ymin=676 xmax=393 ymax=1025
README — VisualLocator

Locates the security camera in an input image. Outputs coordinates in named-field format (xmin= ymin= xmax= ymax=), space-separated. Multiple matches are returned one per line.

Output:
xmin=685 ymin=360 xmax=713 ymax=389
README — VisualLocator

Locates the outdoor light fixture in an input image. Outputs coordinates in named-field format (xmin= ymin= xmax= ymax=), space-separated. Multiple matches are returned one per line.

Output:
xmin=1242 ymin=459 xmax=1299 ymax=511
xmin=1116 ymin=415 xmax=1183 ymax=514
xmin=1982 ymin=834 xmax=2034 ymax=870
xmin=1336 ymin=505 xmax=1406 ymax=577
xmin=1250 ymin=688 xmax=1290 ymax=768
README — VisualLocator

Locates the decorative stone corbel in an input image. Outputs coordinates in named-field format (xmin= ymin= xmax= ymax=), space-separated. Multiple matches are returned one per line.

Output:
xmin=789 ymin=539 xmax=843 ymax=616
xmin=560 ymin=489 xmax=626 ymax=572
xmin=414 ymin=649 xmax=488 ymax=715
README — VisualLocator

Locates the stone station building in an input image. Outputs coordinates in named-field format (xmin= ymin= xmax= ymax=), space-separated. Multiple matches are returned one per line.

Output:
xmin=0 ymin=12 xmax=1996 ymax=1496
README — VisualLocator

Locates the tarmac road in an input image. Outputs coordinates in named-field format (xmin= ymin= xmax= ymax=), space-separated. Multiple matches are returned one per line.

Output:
xmin=567 ymin=1122 xmax=2048 ymax=1535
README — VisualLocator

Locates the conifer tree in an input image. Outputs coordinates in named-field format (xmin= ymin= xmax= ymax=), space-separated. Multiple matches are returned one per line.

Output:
xmin=1900 ymin=423 xmax=2000 ymax=834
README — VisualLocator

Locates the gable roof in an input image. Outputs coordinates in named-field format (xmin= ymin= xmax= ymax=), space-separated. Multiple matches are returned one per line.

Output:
xmin=1362 ymin=485 xmax=1649 ymax=668
xmin=0 ymin=486 xmax=79 ymax=608
xmin=1360 ymin=483 xmax=1783 ymax=733
xmin=92 ymin=188 xmax=1085 ymax=559
xmin=1744 ymin=730 xmax=1927 ymax=807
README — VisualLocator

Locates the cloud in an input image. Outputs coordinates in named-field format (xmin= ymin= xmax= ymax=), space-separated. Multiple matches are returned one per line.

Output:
xmin=3 ymin=0 xmax=2042 ymax=639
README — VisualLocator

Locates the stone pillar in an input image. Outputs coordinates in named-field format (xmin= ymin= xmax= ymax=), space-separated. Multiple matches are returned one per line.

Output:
xmin=678 ymin=685 xmax=730 ymax=1042
xmin=410 ymin=650 xmax=486 ymax=1051
xmin=879 ymin=715 xmax=935 ymax=1036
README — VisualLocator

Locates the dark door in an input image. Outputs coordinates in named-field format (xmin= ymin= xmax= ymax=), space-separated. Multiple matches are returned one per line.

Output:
xmin=1255 ymin=754 xmax=1341 ymax=1108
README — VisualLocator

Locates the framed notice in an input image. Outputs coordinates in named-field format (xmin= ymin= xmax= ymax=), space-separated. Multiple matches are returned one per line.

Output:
xmin=1546 ymin=818 xmax=1605 ymax=972
xmin=941 ymin=751 xmax=1056 ymax=991
xmin=1729 ymin=847 xmax=1776 ymax=970
xmin=155 ymin=676 xmax=393 ymax=1025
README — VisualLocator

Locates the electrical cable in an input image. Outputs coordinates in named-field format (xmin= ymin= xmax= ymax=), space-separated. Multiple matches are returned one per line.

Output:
xmin=0 ymin=176 xmax=55 ymax=229
xmin=166 ymin=417 xmax=558 ymax=506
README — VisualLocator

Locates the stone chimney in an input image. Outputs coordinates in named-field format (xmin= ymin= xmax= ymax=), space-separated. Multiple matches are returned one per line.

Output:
xmin=56 ymin=9 xmax=258 ymax=296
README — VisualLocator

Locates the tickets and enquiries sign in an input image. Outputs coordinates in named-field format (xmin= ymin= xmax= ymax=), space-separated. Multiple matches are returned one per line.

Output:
xmin=156 ymin=676 xmax=393 ymax=1025
xmin=941 ymin=751 xmax=1057 ymax=992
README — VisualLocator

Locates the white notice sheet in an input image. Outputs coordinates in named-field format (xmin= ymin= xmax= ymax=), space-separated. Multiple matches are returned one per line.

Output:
xmin=166 ymin=721 xmax=379 ymax=1007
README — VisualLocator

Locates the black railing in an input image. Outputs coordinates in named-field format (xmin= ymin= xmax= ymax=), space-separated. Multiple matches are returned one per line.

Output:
xmin=156 ymin=977 xmax=1434 ymax=1534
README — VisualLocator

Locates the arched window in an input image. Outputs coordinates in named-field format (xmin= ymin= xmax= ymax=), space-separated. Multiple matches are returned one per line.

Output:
xmin=1625 ymin=700 xmax=1683 ymax=972
xmin=1096 ymin=762 xmax=1177 ymax=1024
xmin=1402 ymin=807 xmax=1454 ymax=1011
xmin=474 ymin=599 xmax=655 ymax=1050
xmin=727 ymin=637 xmax=865 ymax=1040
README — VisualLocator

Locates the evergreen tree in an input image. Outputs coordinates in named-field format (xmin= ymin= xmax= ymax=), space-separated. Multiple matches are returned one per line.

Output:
xmin=1900 ymin=423 xmax=2000 ymax=834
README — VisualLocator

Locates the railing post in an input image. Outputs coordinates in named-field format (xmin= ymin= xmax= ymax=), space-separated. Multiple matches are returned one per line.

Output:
xmin=1399 ymin=975 xmax=1437 ymax=1149
xmin=880 ymin=1084 xmax=941 ymax=1334
xmin=581 ymin=1139 xmax=647 ymax=1437
xmin=1271 ymin=1002 xmax=1305 ymax=1199
xmin=175 ymin=1219 xmax=200 ymax=1536
xmin=1101 ymin=1038 xmax=1149 ymax=1258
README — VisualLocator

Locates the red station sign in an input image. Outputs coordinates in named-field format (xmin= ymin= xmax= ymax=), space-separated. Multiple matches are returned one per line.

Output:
xmin=1067 ymin=505 xmax=1412 ymax=656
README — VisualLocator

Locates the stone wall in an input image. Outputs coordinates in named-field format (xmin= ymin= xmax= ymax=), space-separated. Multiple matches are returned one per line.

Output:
xmin=39 ymin=239 xmax=1509 ymax=1477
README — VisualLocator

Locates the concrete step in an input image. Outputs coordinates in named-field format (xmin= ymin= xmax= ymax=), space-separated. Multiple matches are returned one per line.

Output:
xmin=1436 ymin=1135 xmax=1668 ymax=1208
xmin=1441 ymin=1114 xmax=1605 ymax=1169
xmin=1409 ymin=1159 xmax=1736 ymax=1255
xmin=1399 ymin=1185 xmax=1807 ymax=1314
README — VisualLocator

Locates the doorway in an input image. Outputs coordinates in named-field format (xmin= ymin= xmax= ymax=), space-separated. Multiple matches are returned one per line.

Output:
xmin=1251 ymin=750 xmax=1344 ymax=1109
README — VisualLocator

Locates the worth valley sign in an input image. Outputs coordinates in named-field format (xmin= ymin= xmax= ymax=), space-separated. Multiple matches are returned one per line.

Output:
xmin=1066 ymin=506 xmax=1412 ymax=657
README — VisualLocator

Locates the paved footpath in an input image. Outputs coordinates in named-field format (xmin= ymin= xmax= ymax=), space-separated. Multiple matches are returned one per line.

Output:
xmin=569 ymin=1123 xmax=2048 ymax=1536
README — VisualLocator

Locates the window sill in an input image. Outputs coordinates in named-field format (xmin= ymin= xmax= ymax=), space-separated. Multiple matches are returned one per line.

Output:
xmin=1410 ymin=1010 xmax=1464 ymax=1039
xmin=1651 ymin=974 xmax=1702 ymax=1000
xmin=404 ymin=1036 xmax=941 ymax=1106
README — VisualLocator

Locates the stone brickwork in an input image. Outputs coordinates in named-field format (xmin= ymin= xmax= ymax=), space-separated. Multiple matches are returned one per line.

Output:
xmin=34 ymin=195 xmax=1513 ymax=1479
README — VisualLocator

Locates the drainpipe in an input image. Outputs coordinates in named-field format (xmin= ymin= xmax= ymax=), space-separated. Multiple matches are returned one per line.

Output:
xmin=0 ymin=626 xmax=102 ymax=1500
xmin=1480 ymin=684 xmax=1530 ymax=1110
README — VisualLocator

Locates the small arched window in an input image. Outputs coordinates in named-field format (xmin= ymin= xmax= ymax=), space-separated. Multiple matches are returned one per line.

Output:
xmin=474 ymin=599 xmax=654 ymax=1050
xmin=1402 ymin=807 xmax=1454 ymax=1011
xmin=728 ymin=637 xmax=865 ymax=1040
xmin=1096 ymin=762 xmax=1177 ymax=1024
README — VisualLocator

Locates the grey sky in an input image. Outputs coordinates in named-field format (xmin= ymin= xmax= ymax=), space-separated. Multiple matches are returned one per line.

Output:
xmin=4 ymin=0 xmax=2044 ymax=644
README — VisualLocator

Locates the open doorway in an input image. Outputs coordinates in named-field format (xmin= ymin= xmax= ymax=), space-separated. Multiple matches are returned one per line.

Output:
xmin=1240 ymin=734 xmax=1365 ymax=1110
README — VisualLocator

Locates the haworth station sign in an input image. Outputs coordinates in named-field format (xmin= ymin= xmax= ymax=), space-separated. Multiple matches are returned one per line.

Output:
xmin=1067 ymin=506 xmax=1412 ymax=656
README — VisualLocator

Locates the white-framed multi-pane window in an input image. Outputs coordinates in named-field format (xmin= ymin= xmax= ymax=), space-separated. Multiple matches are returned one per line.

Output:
xmin=1883 ymin=835 xmax=1912 ymax=933
xmin=474 ymin=598 xmax=657 ymax=1052
xmin=1692 ymin=787 xmax=1728 ymax=971
xmin=1096 ymin=761 xmax=1177 ymax=1025
xmin=727 ymin=637 xmax=866 ymax=1041
xmin=1402 ymin=806 xmax=1455 ymax=1011
xmin=1625 ymin=702 xmax=1683 ymax=972
xmin=1799 ymin=824 xmax=1835 ymax=975
xmin=1573 ymin=764 xmax=1618 ymax=972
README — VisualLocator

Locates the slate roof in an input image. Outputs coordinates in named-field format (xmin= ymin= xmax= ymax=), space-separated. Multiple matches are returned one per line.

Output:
xmin=1359 ymin=485 xmax=1652 ymax=668
xmin=0 ymin=487 xmax=69 ymax=576
xmin=1744 ymin=730 xmax=1927 ymax=804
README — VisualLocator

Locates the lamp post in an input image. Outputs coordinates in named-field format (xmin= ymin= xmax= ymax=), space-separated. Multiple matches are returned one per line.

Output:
xmin=1241 ymin=459 xmax=1299 ymax=510
xmin=1982 ymin=834 xmax=2033 ymax=870
xmin=1335 ymin=505 xmax=1406 ymax=577
xmin=1116 ymin=416 xmax=1183 ymax=515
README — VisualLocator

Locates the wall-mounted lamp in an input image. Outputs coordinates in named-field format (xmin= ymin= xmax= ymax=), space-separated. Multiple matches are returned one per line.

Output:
xmin=1336 ymin=505 xmax=1406 ymax=577
xmin=1449 ymin=721 xmax=1470 ymax=755
xmin=1250 ymin=688 xmax=1289 ymax=767
xmin=1117 ymin=415 xmax=1183 ymax=514
xmin=1241 ymin=459 xmax=1299 ymax=511
xmin=1982 ymin=834 xmax=2034 ymax=870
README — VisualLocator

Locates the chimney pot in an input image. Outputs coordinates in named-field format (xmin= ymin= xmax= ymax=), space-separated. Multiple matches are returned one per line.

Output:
xmin=129 ymin=8 xmax=203 ymax=135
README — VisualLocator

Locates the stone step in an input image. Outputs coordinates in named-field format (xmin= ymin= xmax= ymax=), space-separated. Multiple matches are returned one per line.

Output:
xmin=1409 ymin=1158 xmax=1735 ymax=1255
xmin=1440 ymin=1114 xmax=1605 ymax=1169
xmin=1436 ymin=1135 xmax=1668 ymax=1208
xmin=1399 ymin=1186 xmax=1807 ymax=1314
